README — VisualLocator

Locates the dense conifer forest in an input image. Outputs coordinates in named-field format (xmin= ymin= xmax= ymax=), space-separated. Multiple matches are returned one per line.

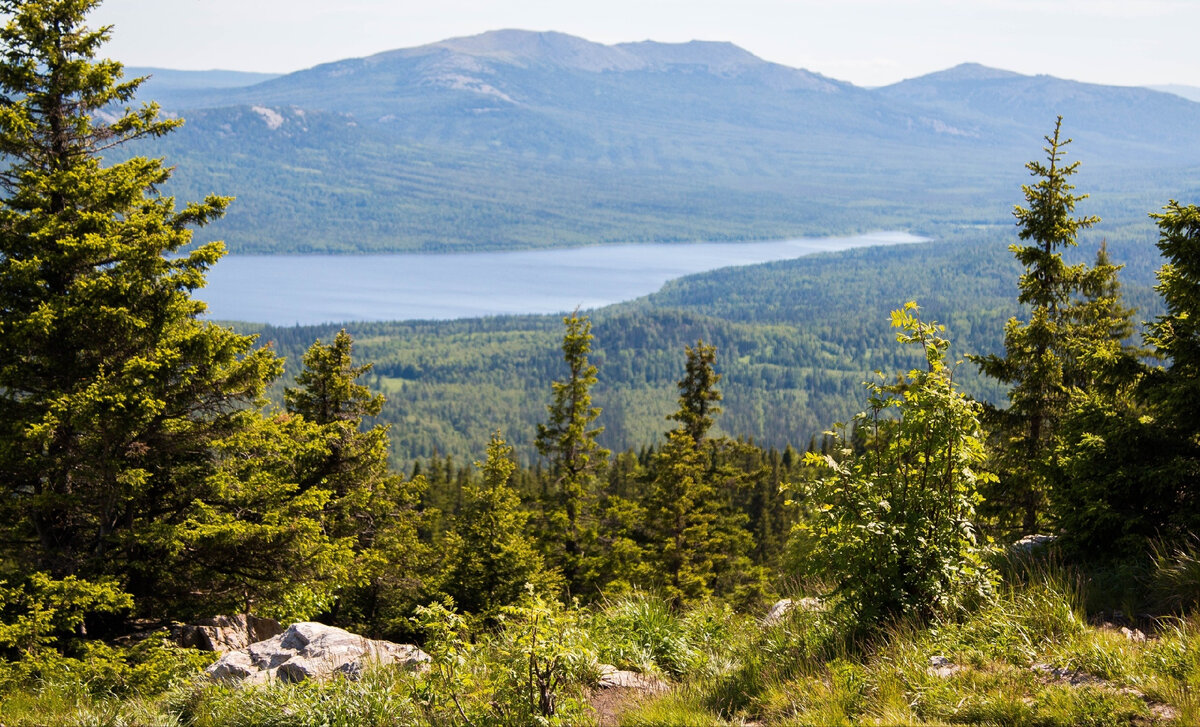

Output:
xmin=2 ymin=2 xmax=1200 ymax=725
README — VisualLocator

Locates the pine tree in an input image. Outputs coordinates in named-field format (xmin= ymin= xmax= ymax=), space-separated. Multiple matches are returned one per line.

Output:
xmin=440 ymin=433 xmax=558 ymax=618
xmin=643 ymin=341 xmax=762 ymax=604
xmin=1145 ymin=201 xmax=1200 ymax=430
xmin=535 ymin=312 xmax=609 ymax=595
xmin=669 ymin=339 xmax=723 ymax=442
xmin=285 ymin=330 xmax=430 ymax=637
xmin=971 ymin=117 xmax=1099 ymax=534
xmin=0 ymin=0 xmax=286 ymax=613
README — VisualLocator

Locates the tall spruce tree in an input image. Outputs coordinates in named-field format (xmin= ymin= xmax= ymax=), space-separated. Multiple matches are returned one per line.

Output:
xmin=285 ymin=330 xmax=430 ymax=636
xmin=0 ymin=0 xmax=324 ymax=617
xmin=971 ymin=117 xmax=1099 ymax=534
xmin=643 ymin=340 xmax=762 ymax=604
xmin=1052 ymin=206 xmax=1200 ymax=554
xmin=535 ymin=312 xmax=609 ymax=595
xmin=440 ymin=433 xmax=558 ymax=618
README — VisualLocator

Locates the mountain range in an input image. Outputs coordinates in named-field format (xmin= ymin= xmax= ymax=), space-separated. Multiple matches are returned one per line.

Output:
xmin=122 ymin=30 xmax=1200 ymax=254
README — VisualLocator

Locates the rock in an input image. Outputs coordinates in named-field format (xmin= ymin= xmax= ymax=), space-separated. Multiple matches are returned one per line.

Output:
xmin=762 ymin=597 xmax=824 ymax=626
xmin=1009 ymin=534 xmax=1057 ymax=555
xmin=206 ymin=621 xmax=430 ymax=684
xmin=1120 ymin=626 xmax=1147 ymax=643
xmin=762 ymin=599 xmax=793 ymax=626
xmin=596 ymin=664 xmax=668 ymax=692
xmin=174 ymin=614 xmax=285 ymax=653
xmin=927 ymin=655 xmax=961 ymax=679
xmin=1031 ymin=663 xmax=1104 ymax=687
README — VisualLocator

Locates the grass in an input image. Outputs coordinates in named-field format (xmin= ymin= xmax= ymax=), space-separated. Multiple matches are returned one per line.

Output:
xmin=3 ymin=573 xmax=1198 ymax=726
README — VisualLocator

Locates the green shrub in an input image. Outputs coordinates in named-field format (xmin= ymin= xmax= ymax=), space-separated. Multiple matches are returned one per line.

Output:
xmin=414 ymin=591 xmax=594 ymax=726
xmin=792 ymin=305 xmax=997 ymax=630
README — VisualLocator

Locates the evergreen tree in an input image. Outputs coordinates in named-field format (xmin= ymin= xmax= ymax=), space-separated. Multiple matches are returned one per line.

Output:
xmin=1048 ymin=241 xmax=1153 ymax=555
xmin=643 ymin=341 xmax=762 ymax=604
xmin=440 ymin=433 xmax=558 ymax=618
xmin=0 ymin=0 xmax=291 ymax=614
xmin=285 ymin=330 xmax=430 ymax=637
xmin=1145 ymin=201 xmax=1200 ymax=430
xmin=971 ymin=117 xmax=1099 ymax=534
xmin=669 ymin=339 xmax=723 ymax=442
xmin=535 ymin=312 xmax=609 ymax=595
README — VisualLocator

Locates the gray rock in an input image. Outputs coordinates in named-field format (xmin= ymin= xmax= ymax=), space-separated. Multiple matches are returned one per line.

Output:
xmin=1009 ymin=534 xmax=1057 ymax=555
xmin=206 ymin=621 xmax=430 ymax=684
xmin=762 ymin=597 xmax=824 ymax=626
xmin=596 ymin=663 xmax=668 ymax=692
xmin=175 ymin=614 xmax=284 ymax=653
xmin=927 ymin=655 xmax=961 ymax=678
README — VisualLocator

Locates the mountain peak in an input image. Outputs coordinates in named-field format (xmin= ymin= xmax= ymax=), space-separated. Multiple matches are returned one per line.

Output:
xmin=903 ymin=63 xmax=1025 ymax=84
xmin=615 ymin=39 xmax=766 ymax=72
xmin=407 ymin=30 xmax=769 ymax=75
xmin=426 ymin=29 xmax=644 ymax=72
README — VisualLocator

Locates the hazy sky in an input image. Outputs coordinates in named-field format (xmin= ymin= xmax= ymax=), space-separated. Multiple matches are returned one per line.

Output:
xmin=90 ymin=0 xmax=1198 ymax=88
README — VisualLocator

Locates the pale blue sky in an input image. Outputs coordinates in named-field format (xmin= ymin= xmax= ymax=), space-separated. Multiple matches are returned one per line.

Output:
xmin=91 ymin=0 xmax=1199 ymax=88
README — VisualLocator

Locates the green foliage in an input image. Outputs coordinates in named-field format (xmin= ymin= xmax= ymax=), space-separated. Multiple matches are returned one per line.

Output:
xmin=535 ymin=312 xmax=610 ymax=596
xmin=0 ymin=0 xmax=341 ymax=621
xmin=641 ymin=341 xmax=766 ymax=606
xmin=669 ymin=340 xmax=723 ymax=442
xmin=797 ymin=303 xmax=996 ymax=626
xmin=439 ymin=433 xmax=559 ymax=618
xmin=1145 ymin=200 xmax=1200 ymax=429
xmin=284 ymin=329 xmax=432 ymax=638
xmin=972 ymin=118 xmax=1102 ymax=534
xmin=414 ymin=593 xmax=593 ymax=726
xmin=0 ymin=572 xmax=131 ymax=657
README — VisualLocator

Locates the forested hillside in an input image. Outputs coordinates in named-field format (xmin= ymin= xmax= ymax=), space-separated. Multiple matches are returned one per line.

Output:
xmin=254 ymin=226 xmax=1161 ymax=466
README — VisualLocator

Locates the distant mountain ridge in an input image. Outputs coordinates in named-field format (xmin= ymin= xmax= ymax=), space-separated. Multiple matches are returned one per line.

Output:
xmin=126 ymin=29 xmax=1200 ymax=254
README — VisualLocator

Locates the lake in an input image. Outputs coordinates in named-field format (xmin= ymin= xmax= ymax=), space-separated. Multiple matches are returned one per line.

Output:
xmin=198 ymin=232 xmax=926 ymax=325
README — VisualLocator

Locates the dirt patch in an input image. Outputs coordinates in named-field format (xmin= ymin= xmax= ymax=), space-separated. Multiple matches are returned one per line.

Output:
xmin=588 ymin=686 xmax=658 ymax=727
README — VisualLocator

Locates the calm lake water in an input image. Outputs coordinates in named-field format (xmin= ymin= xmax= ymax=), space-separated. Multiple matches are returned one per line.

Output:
xmin=199 ymin=232 xmax=925 ymax=325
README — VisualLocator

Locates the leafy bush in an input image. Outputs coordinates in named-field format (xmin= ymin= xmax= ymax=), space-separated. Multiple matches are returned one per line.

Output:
xmin=0 ymin=572 xmax=132 ymax=658
xmin=793 ymin=304 xmax=997 ymax=628
xmin=414 ymin=591 xmax=594 ymax=726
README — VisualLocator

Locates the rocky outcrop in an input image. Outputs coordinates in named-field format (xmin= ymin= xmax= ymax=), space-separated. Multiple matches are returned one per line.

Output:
xmin=175 ymin=614 xmax=284 ymax=653
xmin=596 ymin=664 xmax=667 ymax=692
xmin=761 ymin=597 xmax=824 ymax=626
xmin=1009 ymin=534 xmax=1057 ymax=555
xmin=206 ymin=621 xmax=430 ymax=684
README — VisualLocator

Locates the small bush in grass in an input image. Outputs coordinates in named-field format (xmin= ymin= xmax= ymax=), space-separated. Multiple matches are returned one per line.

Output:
xmin=592 ymin=592 xmax=699 ymax=678
xmin=792 ymin=305 xmax=997 ymax=632
xmin=414 ymin=590 xmax=593 ymax=726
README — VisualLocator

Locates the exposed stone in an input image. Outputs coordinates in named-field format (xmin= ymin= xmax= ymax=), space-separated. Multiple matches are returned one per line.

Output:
xmin=596 ymin=663 xmax=668 ymax=692
xmin=1120 ymin=626 xmax=1147 ymax=643
xmin=1009 ymin=534 xmax=1057 ymax=555
xmin=206 ymin=621 xmax=430 ymax=684
xmin=174 ymin=613 xmax=284 ymax=653
xmin=762 ymin=596 xmax=824 ymax=626
xmin=927 ymin=655 xmax=962 ymax=679
xmin=1031 ymin=663 xmax=1105 ymax=687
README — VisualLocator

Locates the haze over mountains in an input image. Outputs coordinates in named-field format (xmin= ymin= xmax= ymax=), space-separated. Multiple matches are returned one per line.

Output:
xmin=126 ymin=30 xmax=1200 ymax=254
